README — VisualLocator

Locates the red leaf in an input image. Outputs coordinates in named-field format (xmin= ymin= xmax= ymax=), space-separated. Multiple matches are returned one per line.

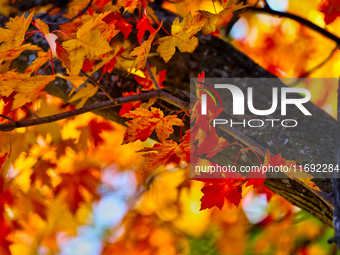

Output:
xmin=118 ymin=89 xmax=142 ymax=117
xmin=200 ymin=178 xmax=243 ymax=210
xmin=137 ymin=15 xmax=155 ymax=44
xmin=134 ymin=66 xmax=166 ymax=90
xmin=319 ymin=0 xmax=340 ymax=24
xmin=103 ymin=12 xmax=133 ymax=39
xmin=195 ymin=173 xmax=246 ymax=210
xmin=82 ymin=58 xmax=95 ymax=72
xmin=245 ymin=168 xmax=266 ymax=190
xmin=55 ymin=167 xmax=101 ymax=213
xmin=88 ymin=119 xmax=113 ymax=146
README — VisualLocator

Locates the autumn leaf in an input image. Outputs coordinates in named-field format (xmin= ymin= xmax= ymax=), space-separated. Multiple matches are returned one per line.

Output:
xmin=25 ymin=51 xmax=50 ymax=74
xmin=195 ymin=173 xmax=247 ymax=210
xmin=103 ymin=11 xmax=132 ymax=39
xmin=122 ymin=107 xmax=184 ymax=144
xmin=118 ymin=89 xmax=142 ymax=117
xmin=68 ymin=82 xmax=98 ymax=108
xmin=155 ymin=12 xmax=207 ymax=63
xmin=62 ymin=12 xmax=113 ymax=75
xmin=190 ymin=78 xmax=229 ymax=159
xmin=130 ymin=21 xmax=163 ymax=71
xmin=30 ymin=160 xmax=56 ymax=188
xmin=199 ymin=3 xmax=247 ymax=35
xmin=319 ymin=0 xmax=340 ymax=24
xmin=137 ymin=140 xmax=189 ymax=173
xmin=0 ymin=12 xmax=43 ymax=65
xmin=199 ymin=8 xmax=233 ymax=35
xmin=134 ymin=66 xmax=166 ymax=90
xmin=0 ymin=12 xmax=34 ymax=48
xmin=88 ymin=119 xmax=113 ymax=146
xmin=55 ymin=167 xmax=101 ymax=213
xmin=245 ymin=169 xmax=266 ymax=190
xmin=0 ymin=71 xmax=55 ymax=110
xmin=102 ymin=46 xmax=124 ymax=74
xmin=0 ymin=43 xmax=42 ymax=64
xmin=137 ymin=13 xmax=156 ymax=44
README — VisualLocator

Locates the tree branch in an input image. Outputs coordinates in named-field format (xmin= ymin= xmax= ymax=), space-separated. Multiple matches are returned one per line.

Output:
xmin=0 ymin=90 xmax=190 ymax=132
xmin=247 ymin=6 xmax=340 ymax=45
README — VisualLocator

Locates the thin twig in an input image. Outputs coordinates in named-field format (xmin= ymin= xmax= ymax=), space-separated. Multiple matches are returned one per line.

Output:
xmin=22 ymin=105 xmax=40 ymax=119
xmin=0 ymin=115 xmax=15 ymax=124
xmin=41 ymin=0 xmax=93 ymax=25
xmin=145 ymin=59 xmax=161 ymax=90
xmin=247 ymin=6 xmax=340 ymax=45
xmin=80 ymin=70 xmax=117 ymax=103
xmin=300 ymin=45 xmax=338 ymax=77
xmin=289 ymin=45 xmax=338 ymax=86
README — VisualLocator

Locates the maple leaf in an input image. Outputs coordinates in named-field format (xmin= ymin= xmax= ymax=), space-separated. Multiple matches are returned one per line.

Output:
xmin=199 ymin=3 xmax=247 ymax=35
xmin=130 ymin=21 xmax=163 ymax=71
xmin=25 ymin=51 xmax=50 ymax=74
xmin=155 ymin=12 xmax=207 ymax=63
xmin=0 ymin=43 xmax=42 ymax=64
xmin=195 ymin=173 xmax=247 ymax=210
xmin=137 ymin=140 xmax=189 ymax=173
xmin=245 ymin=169 xmax=266 ymax=190
xmin=0 ymin=12 xmax=34 ymax=48
xmin=122 ymin=107 xmax=184 ymax=144
xmin=118 ymin=89 xmax=142 ymax=117
xmin=199 ymin=8 xmax=233 ymax=35
xmin=82 ymin=58 xmax=96 ymax=72
xmin=0 ymin=71 xmax=55 ymax=110
xmin=88 ymin=119 xmax=113 ymax=146
xmin=55 ymin=167 xmax=101 ymax=213
xmin=103 ymin=11 xmax=133 ymax=39
xmin=0 ymin=12 xmax=42 ymax=65
xmin=319 ymin=0 xmax=340 ymax=24
xmin=30 ymin=160 xmax=56 ymax=187
xmin=137 ymin=13 xmax=156 ymax=44
xmin=134 ymin=66 xmax=166 ymax=90
xmin=62 ymin=13 xmax=113 ymax=75
xmin=102 ymin=47 xmax=124 ymax=74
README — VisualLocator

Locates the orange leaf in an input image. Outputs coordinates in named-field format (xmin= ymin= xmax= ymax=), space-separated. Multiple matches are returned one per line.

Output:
xmin=137 ymin=140 xmax=189 ymax=173
xmin=122 ymin=107 xmax=184 ymax=144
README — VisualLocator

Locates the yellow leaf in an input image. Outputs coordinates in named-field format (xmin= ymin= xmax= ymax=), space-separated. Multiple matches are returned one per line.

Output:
xmin=55 ymin=73 xmax=87 ymax=95
xmin=62 ymin=13 xmax=113 ymax=75
xmin=68 ymin=82 xmax=98 ymax=108
xmin=0 ymin=71 xmax=54 ymax=110
xmin=155 ymin=12 xmax=206 ymax=63
xmin=0 ymin=12 xmax=34 ymax=48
